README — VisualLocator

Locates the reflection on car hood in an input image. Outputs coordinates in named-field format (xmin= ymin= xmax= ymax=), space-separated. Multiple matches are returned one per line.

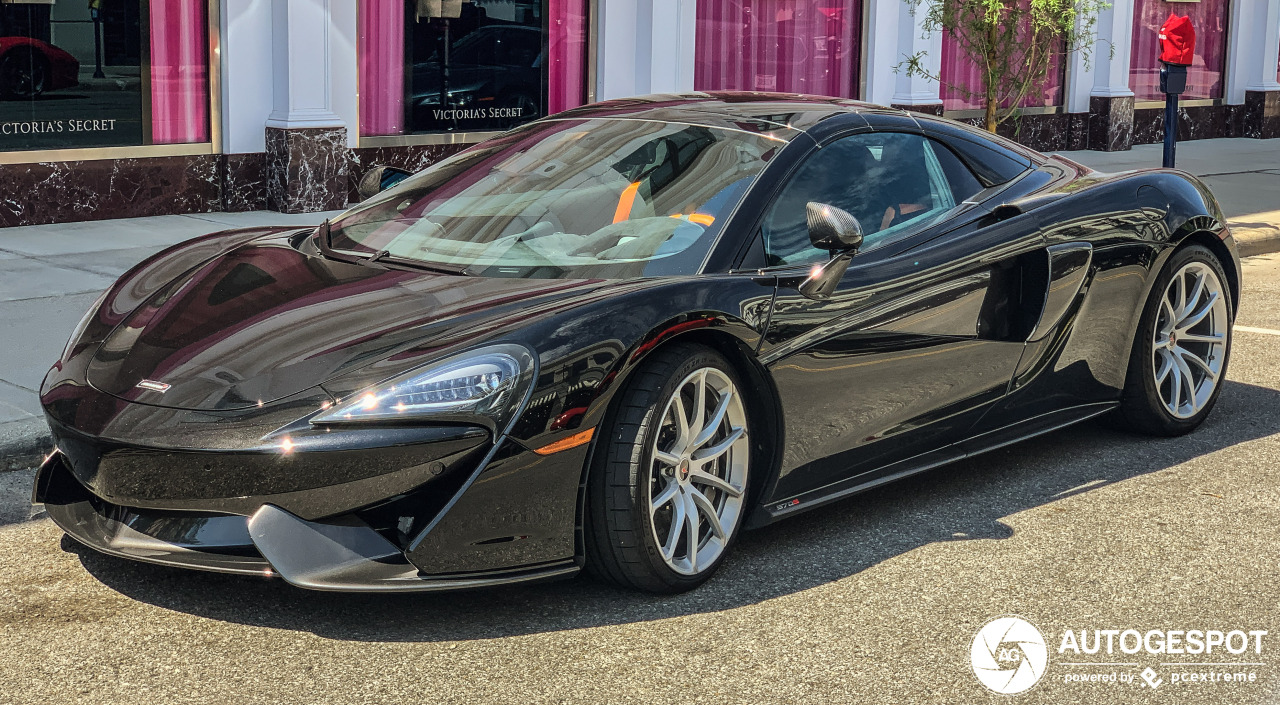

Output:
xmin=85 ymin=236 xmax=605 ymax=411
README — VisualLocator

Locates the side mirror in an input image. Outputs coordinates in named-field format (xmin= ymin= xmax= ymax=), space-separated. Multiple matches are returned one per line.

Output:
xmin=798 ymin=252 xmax=854 ymax=301
xmin=357 ymin=165 xmax=413 ymax=200
xmin=799 ymin=202 xmax=862 ymax=301
xmin=806 ymin=201 xmax=864 ymax=252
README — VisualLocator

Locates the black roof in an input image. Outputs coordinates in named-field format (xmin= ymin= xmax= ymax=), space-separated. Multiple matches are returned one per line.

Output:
xmin=548 ymin=92 xmax=1045 ymax=168
xmin=550 ymin=92 xmax=895 ymax=141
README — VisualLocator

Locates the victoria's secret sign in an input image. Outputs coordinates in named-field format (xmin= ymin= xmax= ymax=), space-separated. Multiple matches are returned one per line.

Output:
xmin=431 ymin=107 xmax=525 ymax=121
xmin=0 ymin=119 xmax=120 ymax=136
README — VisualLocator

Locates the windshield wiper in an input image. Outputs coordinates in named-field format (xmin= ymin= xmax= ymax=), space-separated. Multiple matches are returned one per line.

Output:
xmin=371 ymin=251 xmax=472 ymax=276
xmin=314 ymin=220 xmax=470 ymax=276
xmin=314 ymin=219 xmax=361 ymax=265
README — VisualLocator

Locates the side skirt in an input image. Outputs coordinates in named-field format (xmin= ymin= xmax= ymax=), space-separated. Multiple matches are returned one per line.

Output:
xmin=747 ymin=401 xmax=1117 ymax=527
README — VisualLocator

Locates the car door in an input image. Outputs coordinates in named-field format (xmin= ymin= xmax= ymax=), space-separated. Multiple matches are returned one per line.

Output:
xmin=754 ymin=130 xmax=1050 ymax=504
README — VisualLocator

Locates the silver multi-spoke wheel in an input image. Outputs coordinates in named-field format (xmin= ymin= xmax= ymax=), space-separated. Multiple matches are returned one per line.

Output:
xmin=1152 ymin=261 xmax=1229 ymax=419
xmin=647 ymin=367 xmax=749 ymax=576
xmin=586 ymin=345 xmax=752 ymax=592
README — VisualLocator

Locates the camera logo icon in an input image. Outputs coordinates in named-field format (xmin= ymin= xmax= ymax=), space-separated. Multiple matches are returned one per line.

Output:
xmin=971 ymin=616 xmax=1049 ymax=695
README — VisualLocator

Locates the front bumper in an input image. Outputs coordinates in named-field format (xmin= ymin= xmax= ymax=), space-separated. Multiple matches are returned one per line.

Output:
xmin=36 ymin=449 xmax=581 ymax=591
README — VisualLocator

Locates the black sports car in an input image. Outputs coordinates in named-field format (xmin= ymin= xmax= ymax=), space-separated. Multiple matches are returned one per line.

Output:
xmin=35 ymin=93 xmax=1239 ymax=593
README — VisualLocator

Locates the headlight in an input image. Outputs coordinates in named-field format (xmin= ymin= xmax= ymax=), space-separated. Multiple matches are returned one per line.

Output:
xmin=312 ymin=344 xmax=535 ymax=429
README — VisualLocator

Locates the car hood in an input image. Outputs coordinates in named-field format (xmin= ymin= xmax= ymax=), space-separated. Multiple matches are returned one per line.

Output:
xmin=85 ymin=235 xmax=605 ymax=411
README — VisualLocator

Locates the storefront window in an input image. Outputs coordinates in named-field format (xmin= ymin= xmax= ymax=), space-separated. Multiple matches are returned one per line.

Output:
xmin=1130 ymin=0 xmax=1230 ymax=101
xmin=358 ymin=0 xmax=589 ymax=138
xmin=693 ymin=0 xmax=862 ymax=98
xmin=940 ymin=35 xmax=1065 ymax=111
xmin=0 ymin=0 xmax=209 ymax=152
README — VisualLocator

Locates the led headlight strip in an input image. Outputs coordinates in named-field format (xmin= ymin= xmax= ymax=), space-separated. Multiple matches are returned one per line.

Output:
xmin=312 ymin=344 xmax=534 ymax=426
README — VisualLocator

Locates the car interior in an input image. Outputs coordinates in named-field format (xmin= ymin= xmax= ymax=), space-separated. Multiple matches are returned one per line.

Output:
xmin=762 ymin=132 xmax=981 ymax=266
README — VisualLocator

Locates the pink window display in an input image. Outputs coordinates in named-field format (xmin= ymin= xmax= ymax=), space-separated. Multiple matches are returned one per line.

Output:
xmin=149 ymin=0 xmax=211 ymax=144
xmin=359 ymin=1 xmax=406 ymax=136
xmin=547 ymin=0 xmax=589 ymax=114
xmin=694 ymin=0 xmax=863 ymax=98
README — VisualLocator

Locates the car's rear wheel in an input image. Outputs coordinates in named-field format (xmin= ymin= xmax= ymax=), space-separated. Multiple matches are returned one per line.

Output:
xmin=585 ymin=343 xmax=751 ymax=593
xmin=0 ymin=50 xmax=47 ymax=100
xmin=1115 ymin=244 xmax=1232 ymax=435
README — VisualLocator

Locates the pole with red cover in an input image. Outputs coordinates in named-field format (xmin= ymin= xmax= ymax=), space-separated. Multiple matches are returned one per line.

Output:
xmin=1158 ymin=13 xmax=1196 ymax=168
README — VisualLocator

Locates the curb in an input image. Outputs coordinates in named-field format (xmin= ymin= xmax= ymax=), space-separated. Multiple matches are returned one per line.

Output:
xmin=0 ymin=420 xmax=50 ymax=473
xmin=1231 ymin=211 xmax=1280 ymax=258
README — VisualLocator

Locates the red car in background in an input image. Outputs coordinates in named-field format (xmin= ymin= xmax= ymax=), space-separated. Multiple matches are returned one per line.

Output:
xmin=0 ymin=36 xmax=78 ymax=99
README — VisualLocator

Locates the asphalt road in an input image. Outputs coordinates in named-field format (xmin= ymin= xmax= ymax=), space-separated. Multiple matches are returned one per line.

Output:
xmin=4 ymin=256 xmax=1280 ymax=704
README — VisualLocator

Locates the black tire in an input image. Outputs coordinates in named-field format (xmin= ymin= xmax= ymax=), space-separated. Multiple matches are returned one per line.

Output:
xmin=1113 ymin=243 xmax=1233 ymax=436
xmin=585 ymin=343 xmax=752 ymax=593
xmin=0 ymin=50 xmax=47 ymax=100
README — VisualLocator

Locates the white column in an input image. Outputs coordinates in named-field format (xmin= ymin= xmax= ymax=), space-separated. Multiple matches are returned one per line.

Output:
xmin=219 ymin=0 xmax=275 ymax=153
xmin=647 ymin=0 xmax=697 ymax=94
xmin=597 ymin=0 xmax=697 ymax=99
xmin=1227 ymin=0 xmax=1280 ymax=102
xmin=1064 ymin=9 xmax=1096 ymax=113
xmin=265 ymin=0 xmax=348 ymax=132
xmin=597 ymin=0 xmax=641 ymax=99
xmin=1259 ymin=0 xmax=1280 ymax=93
xmin=330 ymin=0 xmax=359 ymax=147
xmin=865 ymin=0 xmax=941 ymax=107
xmin=1085 ymin=0 xmax=1136 ymax=104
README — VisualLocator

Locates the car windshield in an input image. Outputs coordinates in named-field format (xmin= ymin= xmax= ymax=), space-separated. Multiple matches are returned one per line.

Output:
xmin=325 ymin=118 xmax=784 ymax=278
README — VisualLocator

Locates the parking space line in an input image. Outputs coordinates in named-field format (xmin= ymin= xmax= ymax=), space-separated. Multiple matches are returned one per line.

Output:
xmin=1234 ymin=325 xmax=1280 ymax=336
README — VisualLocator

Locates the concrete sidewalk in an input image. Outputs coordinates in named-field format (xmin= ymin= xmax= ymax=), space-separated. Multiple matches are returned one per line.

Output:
xmin=0 ymin=137 xmax=1276 ymax=467
xmin=0 ymin=209 xmax=341 ymax=469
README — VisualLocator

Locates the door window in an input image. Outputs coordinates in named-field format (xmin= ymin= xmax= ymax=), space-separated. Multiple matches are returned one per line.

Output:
xmin=761 ymin=132 xmax=980 ymax=266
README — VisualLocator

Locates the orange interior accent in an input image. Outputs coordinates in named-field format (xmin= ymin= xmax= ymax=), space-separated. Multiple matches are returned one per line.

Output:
xmin=533 ymin=428 xmax=596 ymax=456
xmin=613 ymin=182 xmax=642 ymax=223
xmin=668 ymin=213 xmax=715 ymax=226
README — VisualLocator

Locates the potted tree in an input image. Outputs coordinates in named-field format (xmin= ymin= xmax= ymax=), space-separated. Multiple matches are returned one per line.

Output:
xmin=900 ymin=0 xmax=1110 ymax=132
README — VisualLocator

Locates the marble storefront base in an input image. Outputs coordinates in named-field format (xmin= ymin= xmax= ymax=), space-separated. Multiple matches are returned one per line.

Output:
xmin=941 ymin=112 xmax=1084 ymax=153
xmin=1066 ymin=113 xmax=1089 ymax=151
xmin=221 ymin=152 xmax=269 ymax=213
xmin=0 ymin=155 xmax=222 ymax=228
xmin=1243 ymin=90 xmax=1280 ymax=140
xmin=895 ymin=105 xmax=1087 ymax=153
xmin=1087 ymin=96 xmax=1135 ymax=152
xmin=1132 ymin=104 xmax=1236 ymax=146
xmin=0 ymin=141 xmax=470 ymax=227
xmin=926 ymin=101 xmax=1259 ymax=153
xmin=265 ymin=127 xmax=350 ymax=214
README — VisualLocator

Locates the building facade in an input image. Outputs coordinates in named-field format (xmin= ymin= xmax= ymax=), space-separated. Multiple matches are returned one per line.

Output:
xmin=0 ymin=0 xmax=1276 ymax=227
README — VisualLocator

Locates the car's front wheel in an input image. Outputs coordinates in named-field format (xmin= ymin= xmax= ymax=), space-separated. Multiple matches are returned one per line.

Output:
xmin=585 ymin=343 xmax=751 ymax=593
xmin=0 ymin=50 xmax=46 ymax=100
xmin=1115 ymin=243 xmax=1233 ymax=435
